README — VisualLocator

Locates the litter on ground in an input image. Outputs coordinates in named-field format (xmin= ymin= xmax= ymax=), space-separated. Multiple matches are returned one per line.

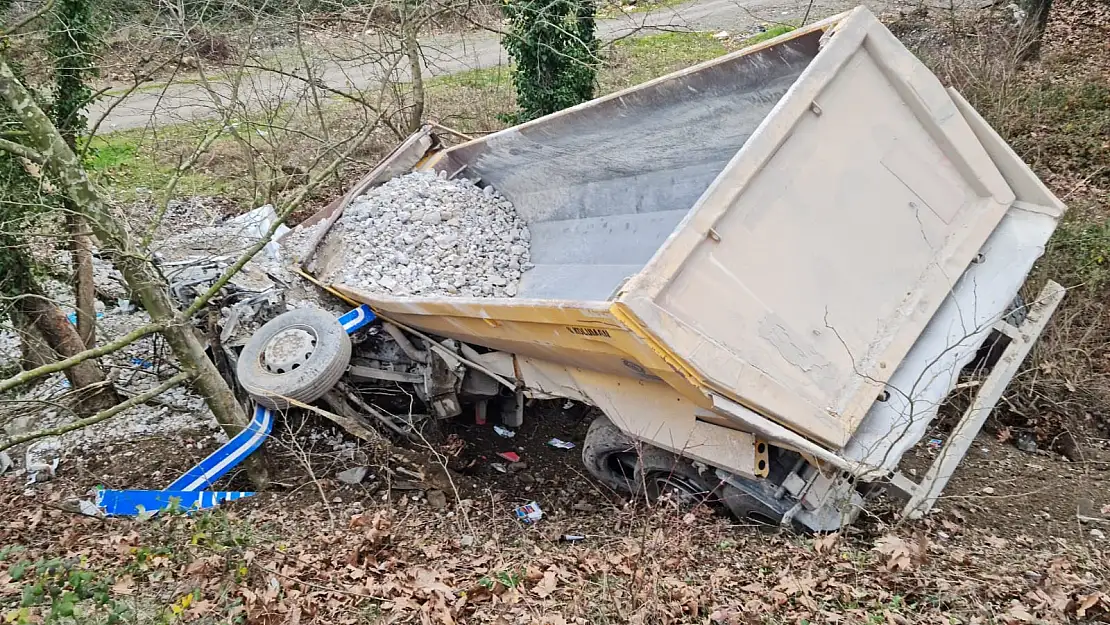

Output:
xmin=514 ymin=501 xmax=543 ymax=523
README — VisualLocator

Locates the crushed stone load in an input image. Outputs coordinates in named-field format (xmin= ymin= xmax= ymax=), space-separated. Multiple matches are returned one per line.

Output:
xmin=321 ymin=171 xmax=532 ymax=298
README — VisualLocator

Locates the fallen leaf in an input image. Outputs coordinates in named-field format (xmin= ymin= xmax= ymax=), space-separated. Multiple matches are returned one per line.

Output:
xmin=774 ymin=573 xmax=815 ymax=597
xmin=111 ymin=575 xmax=135 ymax=596
xmin=1074 ymin=592 xmax=1107 ymax=618
xmin=985 ymin=535 xmax=1010 ymax=549
xmin=1007 ymin=600 xmax=1036 ymax=623
xmin=814 ymin=532 xmax=839 ymax=554
xmin=533 ymin=571 xmax=557 ymax=599
xmin=874 ymin=535 xmax=913 ymax=571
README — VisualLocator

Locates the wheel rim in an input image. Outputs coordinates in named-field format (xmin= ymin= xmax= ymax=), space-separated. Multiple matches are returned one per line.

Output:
xmin=261 ymin=326 xmax=318 ymax=374
xmin=647 ymin=472 xmax=712 ymax=507
xmin=743 ymin=510 xmax=781 ymax=526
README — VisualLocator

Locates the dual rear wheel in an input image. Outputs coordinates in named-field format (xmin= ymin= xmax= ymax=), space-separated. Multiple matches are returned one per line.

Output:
xmin=581 ymin=416 xmax=786 ymax=527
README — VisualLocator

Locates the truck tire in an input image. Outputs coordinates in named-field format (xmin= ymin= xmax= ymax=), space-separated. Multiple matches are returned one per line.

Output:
xmin=582 ymin=416 xmax=638 ymax=493
xmin=718 ymin=480 xmax=787 ymax=530
xmin=633 ymin=448 xmax=722 ymax=509
xmin=236 ymin=308 xmax=351 ymax=410
xmin=636 ymin=448 xmax=790 ymax=531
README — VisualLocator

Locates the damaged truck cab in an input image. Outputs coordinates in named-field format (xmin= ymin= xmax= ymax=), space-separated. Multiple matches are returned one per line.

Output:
xmin=264 ymin=7 xmax=1065 ymax=531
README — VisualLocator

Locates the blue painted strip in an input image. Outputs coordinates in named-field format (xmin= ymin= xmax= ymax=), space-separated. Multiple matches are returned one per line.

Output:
xmin=165 ymin=405 xmax=273 ymax=491
xmin=339 ymin=304 xmax=376 ymax=333
xmin=96 ymin=488 xmax=254 ymax=516
xmin=98 ymin=305 xmax=375 ymax=516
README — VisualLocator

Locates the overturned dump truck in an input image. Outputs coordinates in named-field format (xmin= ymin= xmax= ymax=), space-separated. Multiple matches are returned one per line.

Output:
xmin=241 ymin=6 xmax=1067 ymax=531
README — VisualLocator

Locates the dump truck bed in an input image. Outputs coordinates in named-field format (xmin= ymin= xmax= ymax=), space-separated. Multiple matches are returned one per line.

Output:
xmin=309 ymin=7 xmax=1063 ymax=453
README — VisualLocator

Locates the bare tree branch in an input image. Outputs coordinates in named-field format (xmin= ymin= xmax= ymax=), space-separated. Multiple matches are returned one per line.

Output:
xmin=0 ymin=322 xmax=166 ymax=394
xmin=0 ymin=371 xmax=193 ymax=452
xmin=0 ymin=137 xmax=47 ymax=164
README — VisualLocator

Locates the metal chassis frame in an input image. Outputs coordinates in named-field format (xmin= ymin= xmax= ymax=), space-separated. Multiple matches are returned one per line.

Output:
xmin=891 ymin=280 xmax=1065 ymax=518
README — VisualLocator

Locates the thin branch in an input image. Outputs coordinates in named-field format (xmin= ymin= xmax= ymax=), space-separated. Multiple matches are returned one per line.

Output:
xmin=0 ymin=371 xmax=193 ymax=452
xmin=1 ymin=0 xmax=57 ymax=36
xmin=0 ymin=322 xmax=166 ymax=394
xmin=81 ymin=59 xmax=178 ymax=152
xmin=0 ymin=137 xmax=47 ymax=164
xmin=239 ymin=62 xmax=404 ymax=138
xmin=140 ymin=123 xmax=229 ymax=249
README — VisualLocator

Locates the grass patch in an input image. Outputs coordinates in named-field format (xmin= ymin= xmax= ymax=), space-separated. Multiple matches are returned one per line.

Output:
xmin=741 ymin=24 xmax=795 ymax=47
xmin=1044 ymin=217 xmax=1110 ymax=292
xmin=84 ymin=128 xmax=234 ymax=202
xmin=601 ymin=31 xmax=727 ymax=90
xmin=430 ymin=65 xmax=512 ymax=91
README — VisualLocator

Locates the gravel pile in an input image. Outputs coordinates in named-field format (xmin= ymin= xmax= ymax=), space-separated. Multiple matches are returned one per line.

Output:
xmin=321 ymin=171 xmax=532 ymax=298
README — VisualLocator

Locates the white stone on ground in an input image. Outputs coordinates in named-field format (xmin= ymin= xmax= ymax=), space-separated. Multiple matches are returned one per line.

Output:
xmin=321 ymin=171 xmax=532 ymax=298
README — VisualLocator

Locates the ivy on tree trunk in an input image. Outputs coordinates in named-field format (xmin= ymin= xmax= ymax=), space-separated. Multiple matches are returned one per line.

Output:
xmin=50 ymin=0 xmax=99 ymax=350
xmin=0 ymin=57 xmax=270 ymax=488
xmin=503 ymin=0 xmax=599 ymax=121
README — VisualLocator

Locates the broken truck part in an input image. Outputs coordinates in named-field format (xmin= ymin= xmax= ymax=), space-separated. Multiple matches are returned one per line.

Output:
xmin=94 ymin=305 xmax=380 ymax=517
xmin=253 ymin=6 xmax=1065 ymax=531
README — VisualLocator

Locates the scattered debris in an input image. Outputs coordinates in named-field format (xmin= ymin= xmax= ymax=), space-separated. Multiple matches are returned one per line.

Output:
xmin=1077 ymin=499 xmax=1110 ymax=525
xmin=77 ymin=499 xmax=105 ymax=518
xmin=982 ymin=487 xmax=996 ymax=495
xmin=490 ymin=463 xmax=507 ymax=474
xmin=561 ymin=534 xmax=586 ymax=542
xmin=547 ymin=438 xmax=576 ymax=449
xmin=572 ymin=501 xmax=595 ymax=513
xmin=493 ymin=425 xmax=516 ymax=438
xmin=1090 ymin=528 xmax=1106 ymax=540
xmin=514 ymin=501 xmax=543 ymax=523
xmin=395 ymin=466 xmax=426 ymax=481
xmin=507 ymin=461 xmax=528 ymax=473
xmin=927 ymin=438 xmax=943 ymax=450
xmin=25 ymin=456 xmax=60 ymax=484
xmin=712 ymin=30 xmax=730 ymax=39
xmin=426 ymin=489 xmax=448 ymax=509
xmin=4 ymin=415 xmax=34 ymax=437
xmin=498 ymin=451 xmax=521 ymax=463
xmin=337 ymin=466 xmax=370 ymax=485
xmin=1015 ymin=431 xmax=1038 ymax=453
xmin=321 ymin=171 xmax=532 ymax=298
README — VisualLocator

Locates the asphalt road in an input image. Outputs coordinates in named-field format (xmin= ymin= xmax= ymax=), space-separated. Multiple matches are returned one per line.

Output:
xmin=87 ymin=0 xmax=869 ymax=132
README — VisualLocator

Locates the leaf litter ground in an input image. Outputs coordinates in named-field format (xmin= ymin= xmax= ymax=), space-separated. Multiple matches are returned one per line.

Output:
xmin=2 ymin=402 xmax=1108 ymax=624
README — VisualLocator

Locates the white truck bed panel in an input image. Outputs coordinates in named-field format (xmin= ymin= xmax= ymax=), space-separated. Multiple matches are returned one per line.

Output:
xmin=617 ymin=8 xmax=1020 ymax=447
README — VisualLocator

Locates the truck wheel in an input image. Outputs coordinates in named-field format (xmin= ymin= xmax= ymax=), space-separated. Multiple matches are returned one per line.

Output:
xmin=582 ymin=416 xmax=638 ymax=493
xmin=236 ymin=307 xmax=351 ymax=410
xmin=718 ymin=482 xmax=786 ymax=529
xmin=636 ymin=450 xmax=789 ymax=531
xmin=633 ymin=448 xmax=722 ymax=509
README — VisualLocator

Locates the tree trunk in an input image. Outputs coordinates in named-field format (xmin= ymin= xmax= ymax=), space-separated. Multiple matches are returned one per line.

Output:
xmin=17 ymin=289 xmax=117 ymax=413
xmin=13 ymin=308 xmax=57 ymax=370
xmin=1020 ymin=0 xmax=1053 ymax=60
xmin=67 ymin=210 xmax=97 ymax=349
xmin=403 ymin=18 xmax=424 ymax=133
xmin=0 ymin=57 xmax=270 ymax=488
